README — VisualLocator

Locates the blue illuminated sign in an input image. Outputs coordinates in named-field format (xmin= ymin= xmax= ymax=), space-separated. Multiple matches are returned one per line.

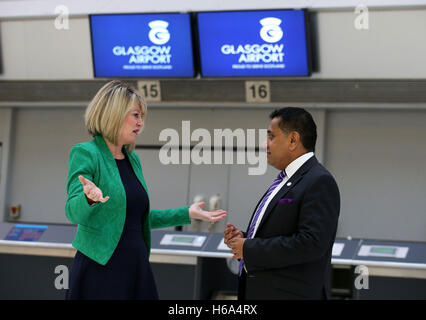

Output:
xmin=5 ymin=224 xmax=48 ymax=241
xmin=197 ymin=10 xmax=310 ymax=77
xmin=90 ymin=13 xmax=195 ymax=77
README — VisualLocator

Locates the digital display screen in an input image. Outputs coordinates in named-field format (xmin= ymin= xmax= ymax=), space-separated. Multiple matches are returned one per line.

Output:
xmin=197 ymin=10 xmax=310 ymax=77
xmin=171 ymin=236 xmax=195 ymax=243
xmin=370 ymin=247 xmax=396 ymax=254
xmin=5 ymin=224 xmax=48 ymax=241
xmin=90 ymin=13 xmax=195 ymax=77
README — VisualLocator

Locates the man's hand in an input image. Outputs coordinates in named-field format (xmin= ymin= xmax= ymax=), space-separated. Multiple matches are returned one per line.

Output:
xmin=224 ymin=223 xmax=246 ymax=259
xmin=228 ymin=237 xmax=246 ymax=260
xmin=224 ymin=223 xmax=243 ymax=247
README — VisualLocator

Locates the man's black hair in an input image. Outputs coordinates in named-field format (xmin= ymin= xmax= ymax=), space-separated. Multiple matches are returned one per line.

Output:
xmin=269 ymin=107 xmax=317 ymax=152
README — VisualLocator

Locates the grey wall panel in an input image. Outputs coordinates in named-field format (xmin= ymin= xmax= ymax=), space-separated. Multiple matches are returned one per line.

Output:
xmin=227 ymin=159 xmax=278 ymax=231
xmin=0 ymin=144 xmax=2 ymax=189
xmin=0 ymin=109 xmax=7 ymax=141
xmin=0 ymin=108 xmax=12 ymax=221
xmin=134 ymin=149 xmax=190 ymax=212
xmin=326 ymin=110 xmax=426 ymax=241
xmin=186 ymin=163 xmax=230 ymax=233
xmin=312 ymin=9 xmax=426 ymax=79
xmin=8 ymin=107 xmax=90 ymax=223
xmin=0 ymin=18 xmax=93 ymax=80
xmin=0 ymin=108 xmax=5 ymax=181
xmin=140 ymin=108 xmax=217 ymax=145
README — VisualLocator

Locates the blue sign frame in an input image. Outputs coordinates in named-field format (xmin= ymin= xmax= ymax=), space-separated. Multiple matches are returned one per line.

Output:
xmin=196 ymin=9 xmax=311 ymax=77
xmin=90 ymin=13 xmax=196 ymax=78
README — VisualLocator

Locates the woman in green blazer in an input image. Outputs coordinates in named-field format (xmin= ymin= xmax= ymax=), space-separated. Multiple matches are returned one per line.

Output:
xmin=65 ymin=80 xmax=226 ymax=299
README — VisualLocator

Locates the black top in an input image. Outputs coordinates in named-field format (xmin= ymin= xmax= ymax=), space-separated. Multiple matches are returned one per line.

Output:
xmin=116 ymin=156 xmax=149 ymax=233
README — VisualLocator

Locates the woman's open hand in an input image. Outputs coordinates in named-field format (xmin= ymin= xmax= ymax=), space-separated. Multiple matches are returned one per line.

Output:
xmin=79 ymin=175 xmax=110 ymax=205
xmin=189 ymin=202 xmax=227 ymax=223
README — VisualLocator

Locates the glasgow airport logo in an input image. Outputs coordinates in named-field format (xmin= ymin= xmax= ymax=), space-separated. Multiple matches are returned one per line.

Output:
xmin=259 ymin=17 xmax=283 ymax=43
xmin=112 ymin=20 xmax=172 ymax=67
xmin=219 ymin=16 xmax=285 ymax=65
xmin=148 ymin=20 xmax=171 ymax=45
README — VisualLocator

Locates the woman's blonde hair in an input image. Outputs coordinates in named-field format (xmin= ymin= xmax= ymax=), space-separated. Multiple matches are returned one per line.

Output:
xmin=85 ymin=80 xmax=147 ymax=153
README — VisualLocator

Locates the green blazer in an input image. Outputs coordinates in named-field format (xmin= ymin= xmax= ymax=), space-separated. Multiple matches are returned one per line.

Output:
xmin=65 ymin=134 xmax=190 ymax=266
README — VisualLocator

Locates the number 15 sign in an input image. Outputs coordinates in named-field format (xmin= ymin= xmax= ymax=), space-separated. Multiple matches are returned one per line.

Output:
xmin=137 ymin=80 xmax=162 ymax=102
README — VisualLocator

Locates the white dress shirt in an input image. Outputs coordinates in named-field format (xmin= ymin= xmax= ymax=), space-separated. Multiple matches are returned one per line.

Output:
xmin=250 ymin=152 xmax=314 ymax=238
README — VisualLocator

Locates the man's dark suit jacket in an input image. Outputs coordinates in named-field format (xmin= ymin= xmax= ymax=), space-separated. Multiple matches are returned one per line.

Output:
xmin=239 ymin=156 xmax=340 ymax=300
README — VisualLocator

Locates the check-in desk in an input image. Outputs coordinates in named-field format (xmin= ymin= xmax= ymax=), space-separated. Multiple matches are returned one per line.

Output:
xmin=0 ymin=222 xmax=77 ymax=299
xmin=0 ymin=223 xmax=237 ymax=300
xmin=150 ymin=230 xmax=237 ymax=299
xmin=0 ymin=222 xmax=426 ymax=299
xmin=331 ymin=238 xmax=426 ymax=299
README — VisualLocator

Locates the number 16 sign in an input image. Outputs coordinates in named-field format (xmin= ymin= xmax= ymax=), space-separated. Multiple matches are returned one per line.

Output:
xmin=245 ymin=81 xmax=271 ymax=103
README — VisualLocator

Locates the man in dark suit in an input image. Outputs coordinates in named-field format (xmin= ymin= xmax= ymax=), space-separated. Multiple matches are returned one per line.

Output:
xmin=225 ymin=107 xmax=340 ymax=300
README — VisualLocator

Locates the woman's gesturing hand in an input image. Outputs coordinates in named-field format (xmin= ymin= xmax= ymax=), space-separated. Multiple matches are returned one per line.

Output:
xmin=79 ymin=175 xmax=110 ymax=205
xmin=189 ymin=202 xmax=227 ymax=223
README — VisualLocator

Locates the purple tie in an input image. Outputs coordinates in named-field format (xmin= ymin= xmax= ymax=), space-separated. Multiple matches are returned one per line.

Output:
xmin=238 ymin=170 xmax=286 ymax=276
